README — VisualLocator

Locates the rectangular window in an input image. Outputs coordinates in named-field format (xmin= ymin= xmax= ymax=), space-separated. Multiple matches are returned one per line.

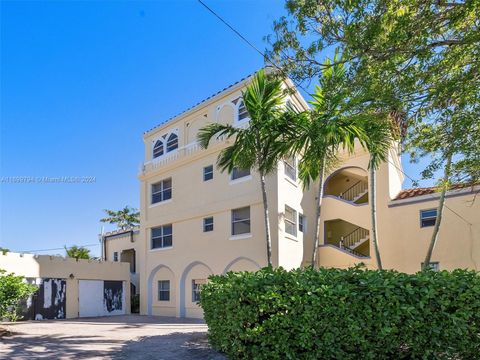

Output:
xmin=420 ymin=209 xmax=437 ymax=227
xmin=299 ymin=213 xmax=306 ymax=233
xmin=192 ymin=279 xmax=206 ymax=303
xmin=203 ymin=165 xmax=213 ymax=181
xmin=284 ymin=155 xmax=297 ymax=181
xmin=158 ymin=280 xmax=170 ymax=301
xmin=152 ymin=178 xmax=172 ymax=204
xmin=421 ymin=262 xmax=440 ymax=271
xmin=231 ymin=167 xmax=251 ymax=180
xmin=203 ymin=217 xmax=214 ymax=232
xmin=285 ymin=205 xmax=297 ymax=236
xmin=151 ymin=224 xmax=173 ymax=249
xmin=113 ymin=252 xmax=118 ymax=262
xmin=231 ymin=207 xmax=251 ymax=235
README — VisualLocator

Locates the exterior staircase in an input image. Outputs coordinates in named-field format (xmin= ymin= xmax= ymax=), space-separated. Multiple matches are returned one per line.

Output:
xmin=339 ymin=227 xmax=369 ymax=257
xmin=339 ymin=180 xmax=368 ymax=203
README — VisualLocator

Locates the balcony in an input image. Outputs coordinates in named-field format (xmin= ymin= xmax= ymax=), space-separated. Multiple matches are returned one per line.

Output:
xmin=324 ymin=167 xmax=368 ymax=204
xmin=325 ymin=219 xmax=370 ymax=257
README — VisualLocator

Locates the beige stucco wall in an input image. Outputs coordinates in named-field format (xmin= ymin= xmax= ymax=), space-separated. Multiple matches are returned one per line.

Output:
xmin=138 ymin=77 xmax=308 ymax=318
xmin=137 ymin=74 xmax=479 ymax=318
xmin=0 ymin=252 xmax=131 ymax=318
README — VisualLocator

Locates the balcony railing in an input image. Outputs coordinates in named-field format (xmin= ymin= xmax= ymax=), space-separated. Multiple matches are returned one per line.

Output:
xmin=340 ymin=227 xmax=369 ymax=250
xmin=339 ymin=180 xmax=368 ymax=202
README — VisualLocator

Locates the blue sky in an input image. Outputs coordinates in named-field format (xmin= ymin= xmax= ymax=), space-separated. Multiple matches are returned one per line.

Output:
xmin=0 ymin=0 xmax=428 ymax=256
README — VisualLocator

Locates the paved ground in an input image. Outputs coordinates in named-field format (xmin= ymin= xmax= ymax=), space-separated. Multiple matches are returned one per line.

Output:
xmin=0 ymin=315 xmax=226 ymax=359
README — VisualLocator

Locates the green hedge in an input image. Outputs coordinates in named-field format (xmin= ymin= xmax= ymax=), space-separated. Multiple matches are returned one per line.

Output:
xmin=200 ymin=267 xmax=480 ymax=359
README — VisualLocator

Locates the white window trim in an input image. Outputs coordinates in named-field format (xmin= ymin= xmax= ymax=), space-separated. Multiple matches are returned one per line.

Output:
xmin=203 ymin=217 xmax=214 ymax=232
xmin=284 ymin=205 xmax=298 ymax=238
xmin=284 ymin=175 xmax=298 ymax=187
xmin=151 ymin=128 xmax=179 ymax=160
xmin=149 ymin=246 xmax=173 ymax=252
xmin=151 ymin=179 xmax=172 ymax=205
xmin=229 ymin=233 xmax=252 ymax=241
xmin=229 ymin=174 xmax=252 ymax=185
xmin=235 ymin=99 xmax=250 ymax=124
xmin=149 ymin=198 xmax=172 ymax=208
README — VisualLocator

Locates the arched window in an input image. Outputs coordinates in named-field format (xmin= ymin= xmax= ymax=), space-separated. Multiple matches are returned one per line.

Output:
xmin=153 ymin=140 xmax=164 ymax=159
xmin=166 ymin=133 xmax=178 ymax=152
xmin=238 ymin=100 xmax=249 ymax=121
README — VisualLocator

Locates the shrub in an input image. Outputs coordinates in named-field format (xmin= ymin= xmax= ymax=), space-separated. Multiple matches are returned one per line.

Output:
xmin=200 ymin=266 xmax=480 ymax=359
xmin=0 ymin=269 xmax=38 ymax=321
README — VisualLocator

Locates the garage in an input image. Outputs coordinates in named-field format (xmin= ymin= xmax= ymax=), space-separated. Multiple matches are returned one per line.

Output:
xmin=79 ymin=280 xmax=125 ymax=317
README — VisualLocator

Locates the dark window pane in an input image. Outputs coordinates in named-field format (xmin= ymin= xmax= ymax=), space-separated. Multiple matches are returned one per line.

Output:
xmin=163 ymin=189 xmax=172 ymax=200
xmin=203 ymin=165 xmax=214 ymax=181
xmin=166 ymin=133 xmax=178 ymax=152
xmin=232 ymin=167 xmax=251 ymax=180
xmin=163 ymin=225 xmax=172 ymax=236
xmin=153 ymin=141 xmax=164 ymax=158
xmin=163 ymin=235 xmax=173 ymax=247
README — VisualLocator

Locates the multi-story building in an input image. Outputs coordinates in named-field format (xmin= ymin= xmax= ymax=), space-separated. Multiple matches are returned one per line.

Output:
xmin=116 ymin=72 xmax=478 ymax=318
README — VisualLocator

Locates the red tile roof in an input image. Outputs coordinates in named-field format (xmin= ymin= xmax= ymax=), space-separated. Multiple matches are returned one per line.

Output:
xmin=393 ymin=183 xmax=478 ymax=201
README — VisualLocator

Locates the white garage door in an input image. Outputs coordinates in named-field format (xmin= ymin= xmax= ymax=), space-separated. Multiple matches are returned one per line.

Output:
xmin=79 ymin=280 xmax=125 ymax=317
xmin=79 ymin=280 xmax=104 ymax=317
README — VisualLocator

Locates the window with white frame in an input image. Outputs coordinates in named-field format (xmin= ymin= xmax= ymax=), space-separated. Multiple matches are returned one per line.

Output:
xmin=420 ymin=209 xmax=437 ymax=227
xmin=299 ymin=213 xmax=306 ymax=232
xmin=203 ymin=165 xmax=213 ymax=181
xmin=238 ymin=100 xmax=249 ymax=121
xmin=284 ymin=155 xmax=297 ymax=181
xmin=285 ymin=205 xmax=297 ymax=236
xmin=152 ymin=178 xmax=172 ymax=204
xmin=153 ymin=140 xmax=164 ymax=159
xmin=231 ymin=167 xmax=250 ymax=180
xmin=231 ymin=207 xmax=250 ymax=235
xmin=113 ymin=252 xmax=118 ymax=262
xmin=158 ymin=280 xmax=170 ymax=301
xmin=166 ymin=133 xmax=178 ymax=152
xmin=203 ymin=217 xmax=214 ymax=232
xmin=192 ymin=279 xmax=206 ymax=302
xmin=151 ymin=224 xmax=173 ymax=249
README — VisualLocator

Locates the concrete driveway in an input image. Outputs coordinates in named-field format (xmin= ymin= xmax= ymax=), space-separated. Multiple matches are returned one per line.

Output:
xmin=0 ymin=315 xmax=226 ymax=359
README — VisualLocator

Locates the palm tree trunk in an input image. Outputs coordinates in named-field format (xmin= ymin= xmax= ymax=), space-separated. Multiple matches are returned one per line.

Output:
xmin=260 ymin=172 xmax=273 ymax=267
xmin=369 ymin=166 xmax=383 ymax=270
xmin=311 ymin=157 xmax=326 ymax=268
xmin=422 ymin=153 xmax=453 ymax=270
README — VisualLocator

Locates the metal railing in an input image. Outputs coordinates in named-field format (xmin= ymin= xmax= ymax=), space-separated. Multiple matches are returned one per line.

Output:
xmin=339 ymin=180 xmax=368 ymax=202
xmin=340 ymin=227 xmax=369 ymax=249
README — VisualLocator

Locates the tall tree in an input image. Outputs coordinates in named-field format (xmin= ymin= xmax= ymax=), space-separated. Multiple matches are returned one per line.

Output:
xmin=360 ymin=113 xmax=399 ymax=270
xmin=278 ymin=57 xmax=366 ymax=268
xmin=268 ymin=0 xmax=480 ymax=266
xmin=64 ymin=245 xmax=91 ymax=260
xmin=100 ymin=206 xmax=140 ymax=230
xmin=198 ymin=69 xmax=285 ymax=267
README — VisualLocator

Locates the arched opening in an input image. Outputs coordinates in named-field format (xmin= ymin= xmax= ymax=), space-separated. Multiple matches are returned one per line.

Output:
xmin=324 ymin=167 xmax=368 ymax=204
xmin=153 ymin=140 xmax=164 ymax=159
xmin=179 ymin=261 xmax=213 ymax=318
xmin=166 ymin=133 xmax=178 ymax=152
xmin=223 ymin=257 xmax=261 ymax=274
xmin=147 ymin=264 xmax=175 ymax=316
xmin=325 ymin=219 xmax=370 ymax=257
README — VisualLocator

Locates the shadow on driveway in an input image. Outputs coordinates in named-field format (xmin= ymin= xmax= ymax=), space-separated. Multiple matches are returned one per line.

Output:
xmin=118 ymin=332 xmax=226 ymax=360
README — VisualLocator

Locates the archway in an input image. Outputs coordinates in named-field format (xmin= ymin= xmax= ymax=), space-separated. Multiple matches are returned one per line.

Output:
xmin=179 ymin=261 xmax=213 ymax=318
xmin=147 ymin=264 xmax=175 ymax=316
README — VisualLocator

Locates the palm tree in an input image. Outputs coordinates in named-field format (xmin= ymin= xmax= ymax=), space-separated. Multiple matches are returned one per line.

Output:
xmin=197 ymin=69 xmax=285 ymax=267
xmin=64 ymin=245 xmax=91 ymax=260
xmin=359 ymin=113 xmax=398 ymax=270
xmin=100 ymin=206 xmax=140 ymax=230
xmin=278 ymin=57 xmax=366 ymax=268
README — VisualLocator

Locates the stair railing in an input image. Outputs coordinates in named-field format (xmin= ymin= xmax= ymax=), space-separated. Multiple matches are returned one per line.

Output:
xmin=339 ymin=181 xmax=368 ymax=202
xmin=340 ymin=227 xmax=369 ymax=249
